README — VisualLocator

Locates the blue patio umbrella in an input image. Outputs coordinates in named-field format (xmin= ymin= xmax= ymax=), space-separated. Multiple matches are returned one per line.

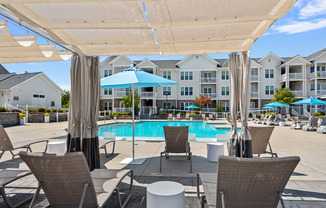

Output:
xmin=264 ymin=101 xmax=289 ymax=107
xmin=101 ymin=67 xmax=179 ymax=164
xmin=292 ymin=97 xmax=326 ymax=105
xmin=262 ymin=106 xmax=277 ymax=109
xmin=185 ymin=105 xmax=200 ymax=109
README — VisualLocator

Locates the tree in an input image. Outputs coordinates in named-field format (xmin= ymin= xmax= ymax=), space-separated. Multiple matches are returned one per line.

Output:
xmin=122 ymin=91 xmax=140 ymax=114
xmin=272 ymin=88 xmax=296 ymax=105
xmin=215 ymin=104 xmax=223 ymax=112
xmin=61 ymin=90 xmax=70 ymax=108
xmin=193 ymin=94 xmax=213 ymax=109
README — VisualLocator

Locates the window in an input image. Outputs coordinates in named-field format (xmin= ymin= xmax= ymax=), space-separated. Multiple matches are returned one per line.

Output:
xmin=163 ymin=71 xmax=171 ymax=80
xmin=317 ymin=66 xmax=320 ymax=71
xmin=203 ymin=88 xmax=212 ymax=94
xmin=104 ymin=89 xmax=112 ymax=95
xmin=317 ymin=84 xmax=321 ymax=90
xmin=39 ymin=95 xmax=45 ymax=98
xmin=163 ymin=87 xmax=171 ymax=95
xmin=310 ymin=66 xmax=315 ymax=73
xmin=222 ymin=102 xmax=229 ymax=112
xmin=104 ymin=70 xmax=112 ymax=77
xmin=51 ymin=101 xmax=55 ymax=107
xmin=265 ymin=86 xmax=274 ymax=95
xmin=180 ymin=71 xmax=193 ymax=80
xmin=104 ymin=102 xmax=112 ymax=111
xmin=322 ymin=84 xmax=326 ymax=89
xmin=13 ymin=96 xmax=19 ymax=101
xmin=163 ymin=102 xmax=171 ymax=109
xmin=181 ymin=102 xmax=192 ymax=110
xmin=265 ymin=69 xmax=274 ymax=78
xmin=181 ymin=87 xmax=193 ymax=96
xmin=33 ymin=94 xmax=39 ymax=98
xmin=311 ymin=84 xmax=315 ymax=91
xmin=221 ymin=87 xmax=229 ymax=96
xmin=222 ymin=71 xmax=229 ymax=80
xmin=203 ymin=73 xmax=212 ymax=78
xmin=322 ymin=67 xmax=326 ymax=72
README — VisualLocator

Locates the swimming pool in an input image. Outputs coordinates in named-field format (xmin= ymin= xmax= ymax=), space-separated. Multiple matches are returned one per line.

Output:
xmin=98 ymin=121 xmax=235 ymax=141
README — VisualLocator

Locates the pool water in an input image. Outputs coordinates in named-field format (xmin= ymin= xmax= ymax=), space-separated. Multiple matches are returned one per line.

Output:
xmin=98 ymin=121 xmax=233 ymax=139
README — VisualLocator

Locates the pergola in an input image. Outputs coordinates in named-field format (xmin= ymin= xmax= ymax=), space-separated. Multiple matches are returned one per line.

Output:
xmin=0 ymin=0 xmax=296 ymax=169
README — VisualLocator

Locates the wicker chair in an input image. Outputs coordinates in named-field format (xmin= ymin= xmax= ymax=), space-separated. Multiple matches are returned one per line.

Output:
xmin=19 ymin=152 xmax=133 ymax=208
xmin=0 ymin=169 xmax=33 ymax=208
xmin=0 ymin=125 xmax=48 ymax=159
xmin=160 ymin=126 xmax=192 ymax=172
xmin=250 ymin=126 xmax=277 ymax=157
xmin=197 ymin=156 xmax=300 ymax=208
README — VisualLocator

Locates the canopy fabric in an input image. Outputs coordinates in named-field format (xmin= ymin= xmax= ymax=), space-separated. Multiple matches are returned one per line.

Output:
xmin=262 ymin=106 xmax=276 ymax=109
xmin=228 ymin=53 xmax=240 ymax=157
xmin=185 ymin=105 xmax=199 ymax=109
xmin=0 ymin=20 xmax=72 ymax=63
xmin=0 ymin=0 xmax=296 ymax=56
xmin=239 ymin=51 xmax=252 ymax=158
xmin=265 ymin=101 xmax=289 ymax=107
xmin=101 ymin=67 xmax=178 ymax=88
xmin=292 ymin=97 xmax=326 ymax=105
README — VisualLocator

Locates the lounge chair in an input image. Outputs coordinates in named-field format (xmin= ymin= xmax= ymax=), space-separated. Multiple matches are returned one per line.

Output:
xmin=202 ymin=114 xmax=206 ymax=120
xmin=19 ymin=152 xmax=133 ymax=208
xmin=290 ymin=117 xmax=302 ymax=129
xmin=196 ymin=156 xmax=300 ymax=208
xmin=194 ymin=114 xmax=199 ymax=119
xmin=161 ymin=126 xmax=192 ymax=172
xmin=316 ymin=117 xmax=326 ymax=134
xmin=185 ymin=114 xmax=190 ymax=120
xmin=0 ymin=169 xmax=33 ymax=208
xmin=177 ymin=114 xmax=181 ymax=120
xmin=0 ymin=125 xmax=48 ymax=159
xmin=286 ymin=114 xmax=293 ymax=121
xmin=264 ymin=114 xmax=275 ymax=125
xmin=99 ymin=132 xmax=116 ymax=158
xmin=302 ymin=116 xmax=319 ymax=131
xmin=209 ymin=114 xmax=214 ymax=120
xmin=167 ymin=114 xmax=172 ymax=120
xmin=267 ymin=115 xmax=279 ymax=126
xmin=250 ymin=126 xmax=277 ymax=157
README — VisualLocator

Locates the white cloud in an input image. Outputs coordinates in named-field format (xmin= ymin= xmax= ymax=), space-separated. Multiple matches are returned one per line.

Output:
xmin=298 ymin=0 xmax=326 ymax=19
xmin=274 ymin=18 xmax=326 ymax=34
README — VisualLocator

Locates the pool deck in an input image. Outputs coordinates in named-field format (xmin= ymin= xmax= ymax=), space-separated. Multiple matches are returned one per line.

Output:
xmin=0 ymin=119 xmax=325 ymax=207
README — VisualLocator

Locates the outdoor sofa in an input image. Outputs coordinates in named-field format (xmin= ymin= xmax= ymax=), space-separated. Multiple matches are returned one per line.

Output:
xmin=19 ymin=152 xmax=133 ymax=208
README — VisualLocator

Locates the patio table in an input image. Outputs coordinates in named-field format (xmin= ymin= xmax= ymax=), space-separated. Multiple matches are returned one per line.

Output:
xmin=147 ymin=181 xmax=184 ymax=208
xmin=207 ymin=143 xmax=224 ymax=162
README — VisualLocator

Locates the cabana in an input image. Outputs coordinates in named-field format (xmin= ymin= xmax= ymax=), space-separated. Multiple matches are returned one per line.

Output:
xmin=0 ymin=0 xmax=296 ymax=165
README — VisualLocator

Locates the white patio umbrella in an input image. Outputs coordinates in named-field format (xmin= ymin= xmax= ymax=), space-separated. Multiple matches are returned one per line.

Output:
xmin=101 ymin=66 xmax=178 ymax=164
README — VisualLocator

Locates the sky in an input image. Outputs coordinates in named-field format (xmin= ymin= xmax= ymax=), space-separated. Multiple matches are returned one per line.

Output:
xmin=2 ymin=0 xmax=326 ymax=91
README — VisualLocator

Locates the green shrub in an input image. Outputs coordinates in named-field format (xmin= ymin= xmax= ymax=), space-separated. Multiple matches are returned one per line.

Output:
xmin=52 ymin=109 xmax=57 ymax=112
xmin=12 ymin=109 xmax=20 ymax=112
xmin=19 ymin=113 xmax=26 ymax=117
xmin=45 ymin=108 xmax=51 ymax=113
xmin=58 ymin=109 xmax=64 ymax=112
xmin=249 ymin=112 xmax=253 ymax=117
xmin=44 ymin=113 xmax=50 ymax=116
xmin=312 ymin=112 xmax=319 ymax=116
xmin=318 ymin=112 xmax=325 ymax=116
xmin=64 ymin=110 xmax=69 ymax=112
xmin=320 ymin=116 xmax=325 ymax=119
xmin=0 ymin=107 xmax=6 ymax=112
xmin=38 ymin=108 xmax=45 ymax=112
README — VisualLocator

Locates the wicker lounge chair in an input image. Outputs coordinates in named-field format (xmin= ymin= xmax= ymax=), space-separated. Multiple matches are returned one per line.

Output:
xmin=161 ymin=126 xmax=192 ymax=172
xmin=302 ymin=116 xmax=319 ymax=131
xmin=99 ymin=132 xmax=116 ymax=158
xmin=250 ymin=126 xmax=277 ymax=157
xmin=19 ymin=152 xmax=133 ymax=208
xmin=0 ymin=169 xmax=33 ymax=208
xmin=316 ymin=117 xmax=326 ymax=134
xmin=0 ymin=125 xmax=48 ymax=159
xmin=196 ymin=156 xmax=300 ymax=208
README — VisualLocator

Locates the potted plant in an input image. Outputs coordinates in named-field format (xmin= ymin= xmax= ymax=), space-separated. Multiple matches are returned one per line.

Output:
xmin=19 ymin=113 xmax=26 ymax=125
xmin=44 ymin=113 xmax=50 ymax=123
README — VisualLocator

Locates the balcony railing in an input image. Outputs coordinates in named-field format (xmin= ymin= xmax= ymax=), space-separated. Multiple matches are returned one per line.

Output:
xmin=202 ymin=108 xmax=216 ymax=112
xmin=251 ymin=75 xmax=259 ymax=81
xmin=250 ymin=92 xmax=259 ymax=98
xmin=140 ymin=92 xmax=155 ymax=97
xmin=200 ymin=77 xmax=217 ymax=83
xmin=309 ymin=72 xmax=326 ymax=79
xmin=309 ymin=90 xmax=326 ymax=96
xmin=114 ymin=107 xmax=131 ymax=113
xmin=114 ymin=90 xmax=128 ymax=97
xmin=291 ymin=90 xmax=304 ymax=97
xmin=201 ymin=93 xmax=217 ymax=98
xmin=288 ymin=73 xmax=304 ymax=79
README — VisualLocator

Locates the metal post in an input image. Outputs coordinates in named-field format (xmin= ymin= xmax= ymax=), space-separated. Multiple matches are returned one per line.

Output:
xmin=132 ymin=85 xmax=135 ymax=161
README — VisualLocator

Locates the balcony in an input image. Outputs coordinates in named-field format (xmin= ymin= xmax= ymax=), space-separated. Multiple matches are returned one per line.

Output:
xmin=202 ymin=108 xmax=216 ymax=112
xmin=309 ymin=90 xmax=326 ymax=97
xmin=291 ymin=90 xmax=304 ymax=97
xmin=114 ymin=107 xmax=131 ymax=113
xmin=140 ymin=92 xmax=155 ymax=98
xmin=201 ymin=92 xmax=217 ymax=98
xmin=309 ymin=72 xmax=326 ymax=79
xmin=200 ymin=77 xmax=217 ymax=83
xmin=281 ymin=73 xmax=304 ymax=81
xmin=251 ymin=75 xmax=259 ymax=81
xmin=250 ymin=92 xmax=259 ymax=98
xmin=114 ymin=90 xmax=128 ymax=97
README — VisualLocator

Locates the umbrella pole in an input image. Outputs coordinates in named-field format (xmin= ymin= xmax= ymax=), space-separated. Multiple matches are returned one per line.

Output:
xmin=132 ymin=84 xmax=135 ymax=161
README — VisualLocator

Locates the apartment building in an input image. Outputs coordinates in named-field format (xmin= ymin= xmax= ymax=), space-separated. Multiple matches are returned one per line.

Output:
xmin=99 ymin=48 xmax=326 ymax=116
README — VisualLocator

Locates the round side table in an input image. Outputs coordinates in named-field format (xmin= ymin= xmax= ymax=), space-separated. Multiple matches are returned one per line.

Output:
xmin=207 ymin=143 xmax=224 ymax=162
xmin=47 ymin=141 xmax=66 ymax=154
xmin=147 ymin=181 xmax=184 ymax=208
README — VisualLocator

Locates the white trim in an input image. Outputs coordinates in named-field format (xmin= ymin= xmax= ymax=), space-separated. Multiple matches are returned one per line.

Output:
xmin=250 ymin=60 xmax=263 ymax=68
xmin=109 ymin=55 xmax=134 ymax=65
xmin=258 ymin=52 xmax=285 ymax=63
xmin=136 ymin=58 xmax=158 ymax=67
xmin=277 ymin=55 xmax=311 ymax=68
xmin=176 ymin=54 xmax=219 ymax=66
xmin=99 ymin=56 xmax=118 ymax=67
xmin=312 ymin=51 xmax=326 ymax=61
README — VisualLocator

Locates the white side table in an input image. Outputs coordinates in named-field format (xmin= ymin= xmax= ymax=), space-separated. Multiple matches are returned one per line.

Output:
xmin=147 ymin=181 xmax=184 ymax=208
xmin=207 ymin=143 xmax=224 ymax=162
xmin=47 ymin=141 xmax=66 ymax=154
xmin=279 ymin=121 xmax=285 ymax=126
